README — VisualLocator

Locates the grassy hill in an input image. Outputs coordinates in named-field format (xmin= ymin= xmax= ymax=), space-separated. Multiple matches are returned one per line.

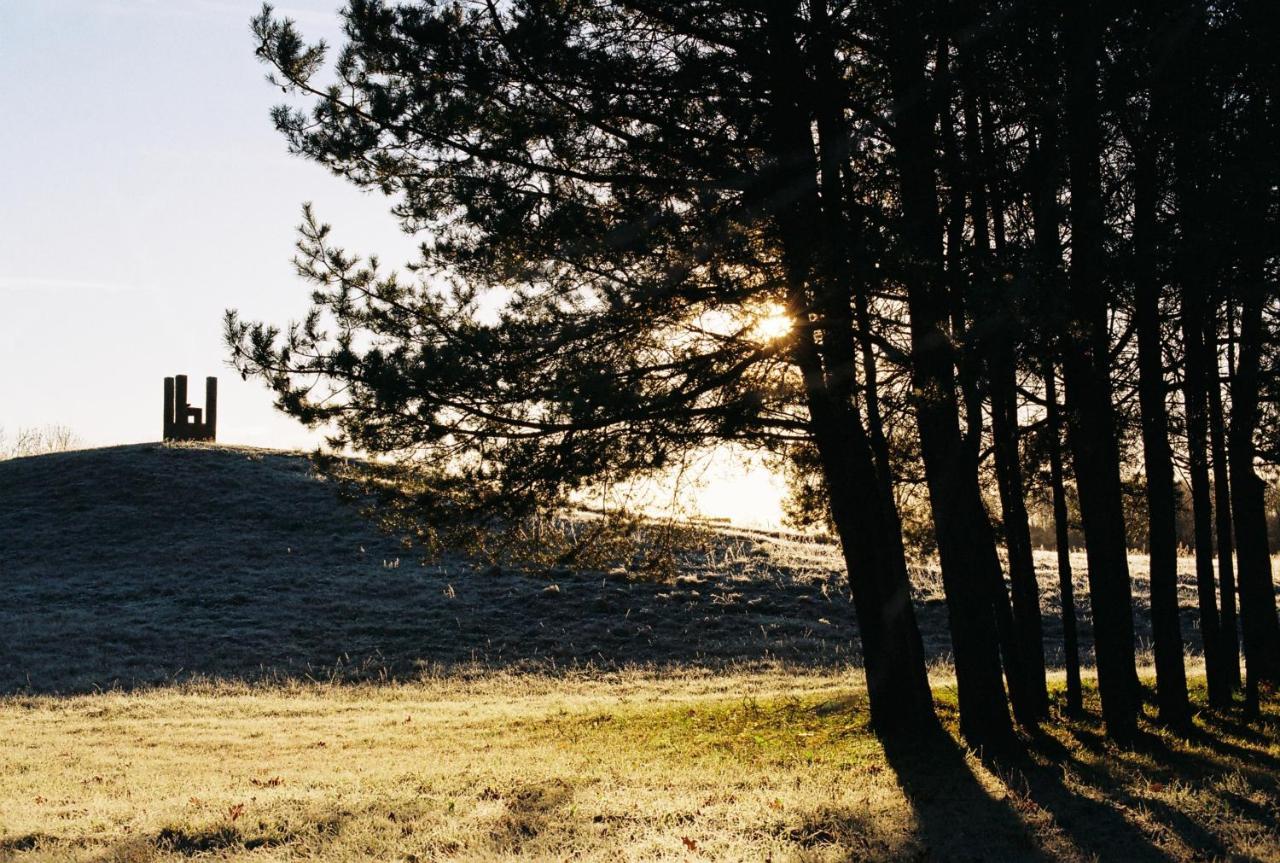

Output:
xmin=0 ymin=443 xmax=874 ymax=694
xmin=4 ymin=444 xmax=1279 ymax=861
xmin=3 ymin=442 xmax=1243 ymax=697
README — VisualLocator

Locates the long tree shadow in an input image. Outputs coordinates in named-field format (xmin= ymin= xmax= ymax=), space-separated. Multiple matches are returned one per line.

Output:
xmin=876 ymin=698 xmax=1210 ymax=863
xmin=1193 ymin=707 xmax=1280 ymax=762
xmin=1046 ymin=710 xmax=1279 ymax=855
xmin=880 ymin=727 xmax=1050 ymax=862
xmin=975 ymin=693 xmax=1280 ymax=863
xmin=1003 ymin=727 xmax=1187 ymax=862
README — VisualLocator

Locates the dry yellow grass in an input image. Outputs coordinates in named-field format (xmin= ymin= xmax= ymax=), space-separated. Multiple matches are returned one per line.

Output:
xmin=1 ymin=669 xmax=1278 ymax=862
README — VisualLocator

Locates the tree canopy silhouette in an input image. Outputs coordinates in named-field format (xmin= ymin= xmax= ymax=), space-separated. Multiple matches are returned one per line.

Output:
xmin=229 ymin=0 xmax=1280 ymax=746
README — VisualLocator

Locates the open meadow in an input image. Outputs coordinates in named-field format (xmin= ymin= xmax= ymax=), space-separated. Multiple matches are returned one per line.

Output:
xmin=3 ymin=444 xmax=1279 ymax=861
xmin=3 ymin=672 xmax=1280 ymax=862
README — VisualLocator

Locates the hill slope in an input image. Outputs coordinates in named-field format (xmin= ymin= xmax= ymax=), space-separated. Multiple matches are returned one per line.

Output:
xmin=0 ymin=444 xmax=860 ymax=693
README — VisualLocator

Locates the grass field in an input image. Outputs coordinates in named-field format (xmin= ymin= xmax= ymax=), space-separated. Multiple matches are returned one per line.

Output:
xmin=3 ymin=670 xmax=1278 ymax=862
xmin=4 ymin=444 xmax=1279 ymax=860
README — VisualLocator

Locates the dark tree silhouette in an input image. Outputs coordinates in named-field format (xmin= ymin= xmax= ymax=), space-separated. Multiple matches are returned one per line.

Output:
xmin=231 ymin=0 xmax=1280 ymax=745
xmin=231 ymin=0 xmax=943 ymax=741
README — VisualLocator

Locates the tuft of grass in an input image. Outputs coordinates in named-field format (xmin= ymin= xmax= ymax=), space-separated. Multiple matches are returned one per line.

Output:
xmin=2 ymin=670 xmax=1278 ymax=861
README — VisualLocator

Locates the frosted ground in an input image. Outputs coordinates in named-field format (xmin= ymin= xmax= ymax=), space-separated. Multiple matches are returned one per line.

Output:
xmin=0 ymin=443 xmax=1228 ymax=694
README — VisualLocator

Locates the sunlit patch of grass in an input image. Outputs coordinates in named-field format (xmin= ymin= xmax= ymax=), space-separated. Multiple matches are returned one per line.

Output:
xmin=1 ymin=671 xmax=1277 ymax=861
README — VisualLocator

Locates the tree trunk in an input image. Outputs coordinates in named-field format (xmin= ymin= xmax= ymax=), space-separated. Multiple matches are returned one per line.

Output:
xmin=1132 ymin=130 xmax=1190 ymax=723
xmin=1182 ymin=286 xmax=1230 ymax=706
xmin=1208 ymin=310 xmax=1241 ymax=690
xmin=1229 ymin=252 xmax=1280 ymax=710
xmin=963 ymin=71 xmax=1048 ymax=722
xmin=1045 ymin=361 xmax=1084 ymax=714
xmin=881 ymin=2 xmax=1014 ymax=747
xmin=990 ymin=357 xmax=1049 ymax=719
xmin=1025 ymin=15 xmax=1082 ymax=717
xmin=1229 ymin=17 xmax=1280 ymax=717
xmin=1062 ymin=0 xmax=1140 ymax=739
xmin=937 ymin=47 xmax=984 ymax=467
xmin=819 ymin=397 xmax=942 ymax=735
xmin=809 ymin=379 xmax=940 ymax=735
xmin=1165 ymin=0 xmax=1230 ymax=707
xmin=761 ymin=0 xmax=939 ymax=739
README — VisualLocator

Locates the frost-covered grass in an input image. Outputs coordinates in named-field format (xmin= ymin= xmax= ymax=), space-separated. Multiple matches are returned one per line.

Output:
xmin=1 ymin=672 xmax=1278 ymax=862
xmin=3 ymin=443 xmax=1279 ymax=860
xmin=4 ymin=443 xmax=1267 ymax=695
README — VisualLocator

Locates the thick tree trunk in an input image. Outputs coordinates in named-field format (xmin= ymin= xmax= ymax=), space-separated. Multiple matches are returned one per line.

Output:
xmin=1132 ymin=134 xmax=1190 ymax=723
xmin=817 ymin=397 xmax=941 ymax=736
xmin=761 ymin=0 xmax=938 ymax=739
xmin=1229 ymin=266 xmax=1280 ymax=710
xmin=1045 ymin=362 xmax=1084 ymax=714
xmin=979 ymin=88 xmax=1048 ymax=720
xmin=1062 ymin=0 xmax=1140 ymax=739
xmin=807 ymin=377 xmax=940 ymax=735
xmin=808 ymin=0 xmax=891 ymax=498
xmin=1229 ymin=14 xmax=1280 ymax=717
xmin=1207 ymin=313 xmax=1242 ymax=690
xmin=1166 ymin=0 xmax=1230 ymax=707
xmin=880 ymin=2 xmax=1014 ymax=747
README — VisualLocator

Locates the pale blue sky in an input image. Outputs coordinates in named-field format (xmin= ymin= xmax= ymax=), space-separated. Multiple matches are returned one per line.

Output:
xmin=0 ymin=0 xmax=785 ymax=523
xmin=1 ymin=0 xmax=418 ymax=450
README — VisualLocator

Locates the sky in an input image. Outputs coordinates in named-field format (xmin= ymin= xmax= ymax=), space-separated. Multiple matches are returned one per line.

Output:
xmin=0 ymin=0 xmax=787 ymax=524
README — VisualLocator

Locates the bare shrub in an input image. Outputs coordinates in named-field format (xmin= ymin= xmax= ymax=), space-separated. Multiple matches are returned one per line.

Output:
xmin=0 ymin=425 xmax=81 ymax=460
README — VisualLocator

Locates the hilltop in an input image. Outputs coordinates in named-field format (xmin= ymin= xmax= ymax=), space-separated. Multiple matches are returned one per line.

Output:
xmin=0 ymin=443 xmax=864 ymax=693
xmin=1 ymin=443 xmax=1225 ymax=695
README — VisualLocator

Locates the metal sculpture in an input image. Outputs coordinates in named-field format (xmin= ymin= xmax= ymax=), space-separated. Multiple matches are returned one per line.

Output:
xmin=163 ymin=375 xmax=217 ymax=441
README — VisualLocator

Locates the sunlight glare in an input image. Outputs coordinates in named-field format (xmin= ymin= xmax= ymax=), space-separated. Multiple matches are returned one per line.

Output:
xmin=751 ymin=303 xmax=793 ymax=343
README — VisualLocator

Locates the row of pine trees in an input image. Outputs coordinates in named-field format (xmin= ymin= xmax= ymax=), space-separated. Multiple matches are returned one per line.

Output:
xmin=232 ymin=0 xmax=1280 ymax=747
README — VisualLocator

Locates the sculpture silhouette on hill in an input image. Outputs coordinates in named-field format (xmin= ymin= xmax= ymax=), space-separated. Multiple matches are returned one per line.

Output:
xmin=163 ymin=375 xmax=217 ymax=442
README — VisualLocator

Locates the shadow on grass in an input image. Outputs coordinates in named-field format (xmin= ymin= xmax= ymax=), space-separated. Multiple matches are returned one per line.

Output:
xmin=81 ymin=812 xmax=348 ymax=862
xmin=975 ymin=695 xmax=1280 ymax=863
xmin=881 ymin=728 xmax=1051 ymax=862
xmin=873 ymin=693 xmax=1280 ymax=862
xmin=1002 ymin=726 xmax=1177 ymax=863
xmin=475 ymin=778 xmax=576 ymax=855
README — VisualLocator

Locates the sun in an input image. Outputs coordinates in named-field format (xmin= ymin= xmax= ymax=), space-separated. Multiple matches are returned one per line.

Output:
xmin=750 ymin=303 xmax=793 ymax=342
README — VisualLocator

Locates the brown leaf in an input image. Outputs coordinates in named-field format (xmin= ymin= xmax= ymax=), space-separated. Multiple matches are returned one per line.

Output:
xmin=227 ymin=803 xmax=245 ymax=822
xmin=681 ymin=836 xmax=698 ymax=852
